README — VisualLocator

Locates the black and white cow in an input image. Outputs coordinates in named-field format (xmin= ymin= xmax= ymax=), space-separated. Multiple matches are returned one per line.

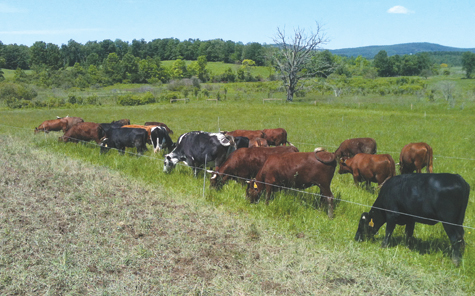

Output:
xmin=100 ymin=128 xmax=148 ymax=155
xmin=163 ymin=131 xmax=235 ymax=175
xmin=355 ymin=173 xmax=470 ymax=266
xmin=150 ymin=126 xmax=175 ymax=153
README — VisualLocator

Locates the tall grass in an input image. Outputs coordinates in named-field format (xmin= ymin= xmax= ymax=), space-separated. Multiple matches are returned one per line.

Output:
xmin=1 ymin=99 xmax=475 ymax=293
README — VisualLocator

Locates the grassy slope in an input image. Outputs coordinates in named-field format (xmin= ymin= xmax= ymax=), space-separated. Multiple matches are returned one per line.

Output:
xmin=1 ymin=100 xmax=474 ymax=294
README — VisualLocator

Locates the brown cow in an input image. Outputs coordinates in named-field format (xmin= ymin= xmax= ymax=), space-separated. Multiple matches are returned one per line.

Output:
xmin=210 ymin=145 xmax=299 ymax=189
xmin=223 ymin=129 xmax=266 ymax=140
xmin=247 ymin=150 xmax=337 ymax=218
xmin=35 ymin=119 xmax=68 ymax=134
xmin=112 ymin=119 xmax=131 ymax=125
xmin=339 ymin=153 xmax=396 ymax=188
xmin=334 ymin=138 xmax=377 ymax=159
xmin=262 ymin=128 xmax=290 ymax=146
xmin=59 ymin=122 xmax=105 ymax=144
xmin=248 ymin=137 xmax=269 ymax=147
xmin=144 ymin=122 xmax=174 ymax=135
xmin=399 ymin=142 xmax=433 ymax=174
xmin=57 ymin=116 xmax=84 ymax=131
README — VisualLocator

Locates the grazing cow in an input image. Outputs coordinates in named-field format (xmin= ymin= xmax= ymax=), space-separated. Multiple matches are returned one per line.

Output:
xmin=334 ymin=138 xmax=377 ymax=159
xmin=248 ymin=137 xmax=269 ymax=147
xmin=150 ymin=126 xmax=175 ymax=153
xmin=354 ymin=173 xmax=470 ymax=266
xmin=35 ymin=118 xmax=68 ymax=134
xmin=262 ymin=128 xmax=290 ymax=146
xmin=210 ymin=145 xmax=299 ymax=189
xmin=223 ymin=129 xmax=266 ymax=140
xmin=247 ymin=149 xmax=337 ymax=218
xmin=59 ymin=122 xmax=105 ymax=144
xmin=56 ymin=116 xmax=84 ymax=131
xmin=164 ymin=131 xmax=235 ymax=175
xmin=99 ymin=122 xmax=126 ymax=135
xmin=112 ymin=119 xmax=130 ymax=125
xmin=234 ymin=137 xmax=250 ymax=149
xmin=121 ymin=124 xmax=156 ymax=144
xmin=100 ymin=128 xmax=148 ymax=155
xmin=144 ymin=122 xmax=174 ymax=135
xmin=339 ymin=153 xmax=396 ymax=188
xmin=399 ymin=142 xmax=434 ymax=174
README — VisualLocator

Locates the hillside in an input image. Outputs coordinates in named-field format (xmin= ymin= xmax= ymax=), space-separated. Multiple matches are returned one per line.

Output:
xmin=329 ymin=42 xmax=475 ymax=58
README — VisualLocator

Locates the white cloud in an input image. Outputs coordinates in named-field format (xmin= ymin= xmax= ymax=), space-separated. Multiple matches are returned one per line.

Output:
xmin=387 ymin=6 xmax=414 ymax=14
xmin=0 ymin=3 xmax=26 ymax=13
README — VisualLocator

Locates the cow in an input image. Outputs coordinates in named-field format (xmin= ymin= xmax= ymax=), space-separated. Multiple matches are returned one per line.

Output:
xmin=121 ymin=124 xmax=156 ymax=144
xmin=164 ymin=131 xmax=235 ymax=175
xmin=234 ymin=137 xmax=250 ymax=149
xmin=150 ymin=126 xmax=175 ymax=153
xmin=354 ymin=173 xmax=470 ymax=266
xmin=262 ymin=128 xmax=290 ymax=146
xmin=338 ymin=153 xmax=396 ymax=188
xmin=399 ymin=142 xmax=434 ymax=174
xmin=100 ymin=128 xmax=148 ymax=155
xmin=35 ymin=118 xmax=68 ymax=134
xmin=334 ymin=138 xmax=377 ymax=159
xmin=99 ymin=122 xmax=126 ymax=135
xmin=112 ymin=119 xmax=130 ymax=125
xmin=144 ymin=122 xmax=174 ymax=135
xmin=56 ymin=116 xmax=84 ymax=131
xmin=246 ymin=149 xmax=337 ymax=218
xmin=248 ymin=137 xmax=269 ymax=148
xmin=223 ymin=129 xmax=266 ymax=140
xmin=210 ymin=145 xmax=299 ymax=189
xmin=59 ymin=122 xmax=105 ymax=144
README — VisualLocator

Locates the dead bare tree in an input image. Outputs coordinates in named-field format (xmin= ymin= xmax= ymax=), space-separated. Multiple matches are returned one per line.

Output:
xmin=272 ymin=23 xmax=329 ymax=102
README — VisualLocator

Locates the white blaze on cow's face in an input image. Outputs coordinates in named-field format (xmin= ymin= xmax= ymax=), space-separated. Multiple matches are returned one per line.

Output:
xmin=163 ymin=154 xmax=180 ymax=172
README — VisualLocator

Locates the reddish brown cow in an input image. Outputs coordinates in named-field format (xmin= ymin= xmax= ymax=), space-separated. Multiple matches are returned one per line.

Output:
xmin=57 ymin=116 xmax=84 ymax=131
xmin=334 ymin=138 xmax=377 ymax=159
xmin=399 ymin=142 xmax=433 ymax=174
xmin=59 ymin=122 xmax=105 ymax=144
xmin=224 ymin=129 xmax=266 ymax=140
xmin=210 ymin=145 xmax=299 ymax=189
xmin=247 ymin=150 xmax=337 ymax=218
xmin=112 ymin=119 xmax=131 ymax=125
xmin=339 ymin=153 xmax=396 ymax=188
xmin=144 ymin=122 xmax=174 ymax=135
xmin=262 ymin=128 xmax=290 ymax=146
xmin=248 ymin=137 xmax=269 ymax=147
xmin=35 ymin=119 xmax=68 ymax=134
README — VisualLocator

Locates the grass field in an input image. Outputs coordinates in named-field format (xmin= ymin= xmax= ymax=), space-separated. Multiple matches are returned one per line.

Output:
xmin=0 ymin=98 xmax=474 ymax=294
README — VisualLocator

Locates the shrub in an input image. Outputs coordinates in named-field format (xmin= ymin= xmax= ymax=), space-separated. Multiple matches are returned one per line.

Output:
xmin=141 ymin=92 xmax=156 ymax=104
xmin=85 ymin=95 xmax=99 ymax=105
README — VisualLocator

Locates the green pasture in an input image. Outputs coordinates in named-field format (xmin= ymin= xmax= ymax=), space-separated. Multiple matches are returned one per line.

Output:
xmin=1 ymin=100 xmax=474 ymax=292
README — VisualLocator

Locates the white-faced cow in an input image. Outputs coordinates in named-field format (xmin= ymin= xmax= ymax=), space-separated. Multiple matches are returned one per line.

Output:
xmin=355 ymin=173 xmax=470 ymax=266
xmin=163 ymin=131 xmax=235 ymax=175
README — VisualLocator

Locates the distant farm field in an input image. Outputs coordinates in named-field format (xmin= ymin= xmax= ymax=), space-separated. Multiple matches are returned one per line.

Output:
xmin=1 ymin=101 xmax=474 ymax=294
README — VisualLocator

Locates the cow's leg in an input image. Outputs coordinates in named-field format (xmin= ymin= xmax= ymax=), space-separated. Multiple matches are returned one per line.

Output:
xmin=352 ymin=171 xmax=360 ymax=187
xmin=405 ymin=220 xmax=415 ymax=246
xmin=442 ymin=223 xmax=465 ymax=266
xmin=382 ymin=221 xmax=396 ymax=248
xmin=320 ymin=186 xmax=334 ymax=219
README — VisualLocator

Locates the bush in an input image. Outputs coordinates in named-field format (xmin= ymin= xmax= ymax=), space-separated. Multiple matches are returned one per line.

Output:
xmin=141 ymin=92 xmax=156 ymax=104
xmin=0 ymin=82 xmax=38 ymax=101
xmin=85 ymin=95 xmax=99 ymax=105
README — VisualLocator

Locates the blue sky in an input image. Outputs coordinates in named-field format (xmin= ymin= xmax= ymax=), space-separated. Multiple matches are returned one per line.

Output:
xmin=1 ymin=0 xmax=474 ymax=49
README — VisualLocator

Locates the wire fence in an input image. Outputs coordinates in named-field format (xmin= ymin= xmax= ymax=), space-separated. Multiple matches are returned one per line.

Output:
xmin=1 ymin=122 xmax=474 ymax=231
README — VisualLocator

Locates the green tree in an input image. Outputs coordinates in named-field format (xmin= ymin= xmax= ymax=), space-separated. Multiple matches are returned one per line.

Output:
xmin=121 ymin=53 xmax=139 ymax=82
xmin=170 ymin=59 xmax=188 ymax=79
xmin=103 ymin=52 xmax=123 ymax=84
xmin=0 ymin=56 xmax=5 ymax=81
xmin=373 ymin=50 xmax=395 ymax=77
xmin=462 ymin=51 xmax=475 ymax=78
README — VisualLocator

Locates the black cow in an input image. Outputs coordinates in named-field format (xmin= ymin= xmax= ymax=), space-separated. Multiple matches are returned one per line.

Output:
xmin=99 ymin=123 xmax=126 ymax=135
xmin=164 ymin=131 xmax=235 ymax=175
xmin=100 ymin=128 xmax=148 ymax=155
xmin=150 ymin=126 xmax=175 ymax=153
xmin=234 ymin=136 xmax=250 ymax=149
xmin=355 ymin=173 xmax=470 ymax=266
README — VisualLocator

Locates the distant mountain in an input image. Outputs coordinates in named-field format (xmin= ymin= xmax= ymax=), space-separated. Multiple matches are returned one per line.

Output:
xmin=329 ymin=42 xmax=475 ymax=59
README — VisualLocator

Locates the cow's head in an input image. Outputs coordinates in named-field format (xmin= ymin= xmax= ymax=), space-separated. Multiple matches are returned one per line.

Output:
xmin=354 ymin=212 xmax=376 ymax=242
xmin=246 ymin=179 xmax=262 ymax=203
xmin=208 ymin=170 xmax=221 ymax=188
xmin=99 ymin=137 xmax=110 ymax=154
xmin=338 ymin=157 xmax=352 ymax=174
xmin=163 ymin=153 xmax=181 ymax=173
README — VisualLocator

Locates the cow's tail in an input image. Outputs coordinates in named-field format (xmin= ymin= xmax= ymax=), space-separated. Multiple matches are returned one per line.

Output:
xmin=426 ymin=144 xmax=434 ymax=173
xmin=379 ymin=158 xmax=396 ymax=188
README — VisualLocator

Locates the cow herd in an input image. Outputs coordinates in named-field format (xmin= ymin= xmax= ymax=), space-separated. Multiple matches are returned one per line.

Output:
xmin=34 ymin=116 xmax=469 ymax=266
